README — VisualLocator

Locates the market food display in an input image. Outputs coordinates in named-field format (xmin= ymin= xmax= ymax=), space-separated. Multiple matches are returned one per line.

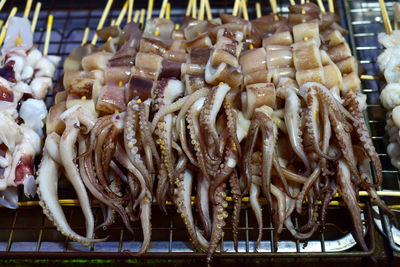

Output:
xmin=0 ymin=0 xmax=394 ymax=264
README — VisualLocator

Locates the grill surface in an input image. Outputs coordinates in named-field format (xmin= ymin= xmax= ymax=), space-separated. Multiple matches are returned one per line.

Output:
xmin=0 ymin=0 xmax=391 ymax=262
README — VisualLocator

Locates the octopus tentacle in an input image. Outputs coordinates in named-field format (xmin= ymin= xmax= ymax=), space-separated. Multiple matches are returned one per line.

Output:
xmin=230 ymin=170 xmax=242 ymax=252
xmin=345 ymin=92 xmax=383 ymax=187
xmin=321 ymin=178 xmax=337 ymax=229
xmin=336 ymin=159 xmax=368 ymax=252
xmin=249 ymin=172 xmax=262 ymax=251
xmin=37 ymin=137 xmax=105 ymax=245
xmin=196 ymin=172 xmax=212 ymax=238
xmin=59 ymin=106 xmax=97 ymax=239
xmin=295 ymin=166 xmax=321 ymax=214
xmin=174 ymin=157 xmax=209 ymax=252
xmin=277 ymin=83 xmax=310 ymax=171
xmin=79 ymin=136 xmax=134 ymax=234
xmin=207 ymin=183 xmax=228 ymax=265
xmin=176 ymin=89 xmax=209 ymax=166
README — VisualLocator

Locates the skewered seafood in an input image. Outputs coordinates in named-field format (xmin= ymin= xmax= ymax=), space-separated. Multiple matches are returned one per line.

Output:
xmin=0 ymin=16 xmax=60 ymax=208
xmin=30 ymin=1 xmax=391 ymax=264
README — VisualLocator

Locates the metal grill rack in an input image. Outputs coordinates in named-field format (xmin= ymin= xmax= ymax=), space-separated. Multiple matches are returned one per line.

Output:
xmin=344 ymin=0 xmax=400 ymax=254
xmin=0 ymin=0 xmax=384 ymax=262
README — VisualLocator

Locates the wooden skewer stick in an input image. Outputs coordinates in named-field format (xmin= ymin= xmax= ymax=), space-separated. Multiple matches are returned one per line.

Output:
xmin=81 ymin=27 xmax=90 ymax=46
xmin=379 ymin=0 xmax=392 ymax=35
xmin=199 ymin=0 xmax=205 ymax=20
xmin=186 ymin=0 xmax=193 ymax=17
xmin=0 ymin=0 xmax=6 ymax=13
xmin=289 ymin=0 xmax=296 ymax=5
xmin=146 ymin=0 xmax=154 ymax=20
xmin=317 ymin=0 xmax=326 ymax=13
xmin=0 ymin=7 xmax=18 ymax=47
xmin=328 ymin=0 xmax=334 ymax=13
xmin=140 ymin=8 xmax=145 ymax=29
xmin=116 ymin=0 xmax=128 ymax=26
xmin=91 ymin=0 xmax=114 ymax=45
xmin=269 ymin=0 xmax=278 ymax=21
xmin=232 ymin=0 xmax=240 ymax=16
xmin=192 ymin=0 xmax=197 ymax=19
xmin=394 ymin=3 xmax=400 ymax=31
xmin=31 ymin=2 xmax=41 ymax=32
xmin=133 ymin=10 xmax=140 ymax=23
xmin=127 ymin=0 xmax=134 ymax=23
xmin=166 ymin=2 xmax=171 ymax=20
xmin=241 ymin=0 xmax=249 ymax=21
xmin=255 ymin=2 xmax=262 ymax=18
xmin=300 ymin=0 xmax=305 ymax=4
xmin=205 ymin=0 xmax=212 ymax=20
xmin=24 ymin=0 xmax=33 ymax=18
xmin=43 ymin=14 xmax=53 ymax=56
xmin=159 ymin=0 xmax=168 ymax=18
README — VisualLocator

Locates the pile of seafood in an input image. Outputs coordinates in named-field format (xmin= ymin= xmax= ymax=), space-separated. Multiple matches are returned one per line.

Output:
xmin=5 ymin=1 xmax=388 ymax=263
xmin=0 ymin=16 xmax=60 ymax=208
xmin=378 ymin=30 xmax=400 ymax=170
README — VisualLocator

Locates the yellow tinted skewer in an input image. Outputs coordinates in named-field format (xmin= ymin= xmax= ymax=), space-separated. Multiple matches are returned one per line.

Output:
xmin=146 ymin=0 xmax=154 ymax=20
xmin=133 ymin=10 xmax=140 ymax=23
xmin=186 ymin=0 xmax=193 ymax=17
xmin=199 ymin=0 xmax=205 ymax=20
xmin=0 ymin=7 xmax=18 ymax=47
xmin=127 ymin=0 xmax=134 ymax=23
xmin=269 ymin=0 xmax=278 ymax=21
xmin=116 ymin=0 xmax=128 ymax=26
xmin=166 ymin=2 xmax=170 ymax=20
xmin=317 ymin=0 xmax=326 ymax=12
xmin=328 ymin=0 xmax=334 ymax=13
xmin=289 ymin=0 xmax=296 ymax=5
xmin=255 ymin=2 xmax=261 ymax=18
xmin=31 ymin=2 xmax=41 ymax=32
xmin=91 ymin=0 xmax=114 ymax=45
xmin=159 ymin=0 xmax=168 ymax=18
xmin=232 ymin=0 xmax=240 ymax=16
xmin=205 ymin=0 xmax=212 ymax=20
xmin=43 ymin=14 xmax=53 ymax=56
xmin=81 ymin=27 xmax=89 ymax=46
xmin=140 ymin=8 xmax=145 ymax=29
xmin=192 ymin=0 xmax=197 ymax=19
xmin=24 ymin=0 xmax=33 ymax=18
xmin=241 ymin=0 xmax=248 ymax=20
xmin=0 ymin=0 xmax=6 ymax=13
xmin=379 ymin=0 xmax=392 ymax=34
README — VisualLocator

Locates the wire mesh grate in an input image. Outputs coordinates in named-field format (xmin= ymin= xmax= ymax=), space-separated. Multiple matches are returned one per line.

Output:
xmin=0 ymin=0 xmax=379 ymax=259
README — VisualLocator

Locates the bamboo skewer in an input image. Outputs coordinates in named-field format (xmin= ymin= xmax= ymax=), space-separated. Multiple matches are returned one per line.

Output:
xmin=0 ymin=0 xmax=6 ymax=13
xmin=269 ymin=0 xmax=278 ymax=21
xmin=147 ymin=0 xmax=154 ymax=20
xmin=159 ymin=0 xmax=168 ymax=18
xmin=31 ymin=2 xmax=41 ymax=32
xmin=328 ymin=0 xmax=334 ymax=13
xmin=81 ymin=27 xmax=90 ymax=46
xmin=232 ymin=0 xmax=240 ymax=16
xmin=24 ymin=0 xmax=33 ymax=18
xmin=241 ymin=0 xmax=249 ymax=21
xmin=116 ymin=0 xmax=128 ymax=26
xmin=127 ymin=0 xmax=134 ymax=23
xmin=255 ymin=2 xmax=262 ymax=18
xmin=205 ymin=0 xmax=212 ymax=20
xmin=379 ymin=0 xmax=392 ymax=35
xmin=91 ymin=0 xmax=114 ymax=45
xmin=317 ymin=0 xmax=326 ymax=13
xmin=133 ymin=10 xmax=140 ymax=23
xmin=199 ymin=0 xmax=205 ymax=20
xmin=10 ymin=189 xmax=400 ymax=209
xmin=192 ymin=0 xmax=197 ymax=19
xmin=166 ymin=2 xmax=171 ymax=20
xmin=186 ymin=0 xmax=193 ymax=17
xmin=140 ymin=8 xmax=145 ymax=28
xmin=289 ymin=0 xmax=296 ymax=5
xmin=43 ymin=14 xmax=53 ymax=56
xmin=0 ymin=7 xmax=18 ymax=47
